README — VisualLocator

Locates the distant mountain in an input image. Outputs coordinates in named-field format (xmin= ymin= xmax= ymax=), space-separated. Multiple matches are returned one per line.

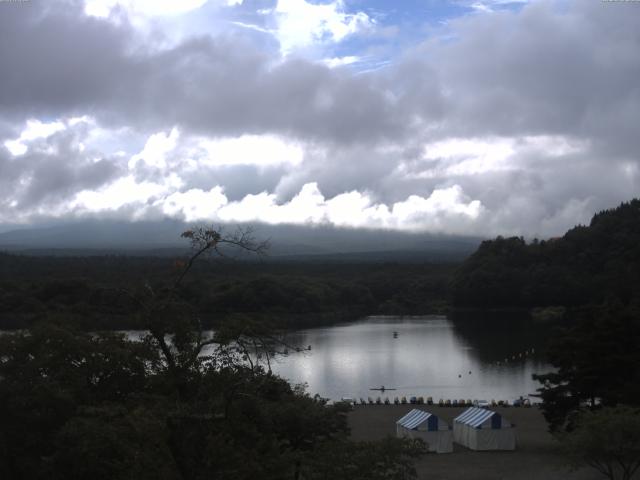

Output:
xmin=0 ymin=220 xmax=482 ymax=262
xmin=451 ymin=199 xmax=640 ymax=308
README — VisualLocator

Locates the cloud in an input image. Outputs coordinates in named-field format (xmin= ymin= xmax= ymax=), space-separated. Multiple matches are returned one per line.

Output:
xmin=273 ymin=0 xmax=372 ymax=54
xmin=84 ymin=0 xmax=214 ymax=17
xmin=72 ymin=180 xmax=483 ymax=233
xmin=4 ymin=119 xmax=67 ymax=156
xmin=0 ymin=0 xmax=639 ymax=238
xmin=0 ymin=117 xmax=124 ymax=223
xmin=0 ymin=3 xmax=399 ymax=144
xmin=468 ymin=0 xmax=531 ymax=14
xmin=215 ymin=182 xmax=483 ymax=233
xmin=323 ymin=55 xmax=361 ymax=68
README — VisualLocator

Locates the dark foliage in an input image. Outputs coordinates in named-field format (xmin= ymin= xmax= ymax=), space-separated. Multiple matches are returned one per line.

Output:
xmin=559 ymin=406 xmax=640 ymax=480
xmin=533 ymin=302 xmax=640 ymax=432
xmin=0 ymin=254 xmax=455 ymax=331
xmin=451 ymin=199 xmax=640 ymax=308
xmin=0 ymin=227 xmax=427 ymax=479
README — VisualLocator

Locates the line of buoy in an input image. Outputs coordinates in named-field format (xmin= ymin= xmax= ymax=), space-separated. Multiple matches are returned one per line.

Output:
xmin=345 ymin=397 xmax=534 ymax=407
xmin=493 ymin=348 xmax=536 ymax=366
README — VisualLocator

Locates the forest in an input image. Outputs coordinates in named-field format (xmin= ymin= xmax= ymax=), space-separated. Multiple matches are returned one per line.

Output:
xmin=5 ymin=200 xmax=639 ymax=334
xmin=0 ymin=251 xmax=455 ymax=331
xmin=450 ymin=199 xmax=640 ymax=309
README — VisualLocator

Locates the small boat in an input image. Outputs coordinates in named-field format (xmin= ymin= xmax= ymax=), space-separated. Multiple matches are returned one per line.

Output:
xmin=384 ymin=397 xmax=390 ymax=405
xmin=375 ymin=396 xmax=382 ymax=404
xmin=427 ymin=396 xmax=433 ymax=405
xmin=394 ymin=396 xmax=399 ymax=405
xmin=369 ymin=385 xmax=397 ymax=392
xmin=417 ymin=396 xmax=424 ymax=404
xmin=401 ymin=396 xmax=407 ymax=404
xmin=368 ymin=397 xmax=374 ymax=405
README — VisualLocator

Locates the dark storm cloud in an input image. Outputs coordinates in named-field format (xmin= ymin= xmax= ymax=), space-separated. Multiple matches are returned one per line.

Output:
xmin=0 ymin=1 xmax=403 ymax=145
xmin=0 ymin=0 xmax=134 ymax=118
xmin=404 ymin=1 xmax=640 ymax=156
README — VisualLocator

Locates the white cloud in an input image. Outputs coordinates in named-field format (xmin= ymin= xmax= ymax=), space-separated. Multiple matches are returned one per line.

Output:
xmin=196 ymin=134 xmax=304 ymax=167
xmin=399 ymin=135 xmax=588 ymax=179
xmin=230 ymin=21 xmax=271 ymax=34
xmin=469 ymin=0 xmax=530 ymax=13
xmin=129 ymin=128 xmax=180 ymax=169
xmin=274 ymin=0 xmax=372 ymax=54
xmin=215 ymin=182 xmax=483 ymax=232
xmin=4 ymin=119 xmax=66 ymax=156
xmin=71 ymin=175 xmax=171 ymax=212
xmin=159 ymin=186 xmax=228 ymax=221
xmin=323 ymin=55 xmax=361 ymax=68
xmin=127 ymin=129 xmax=304 ymax=170
xmin=65 ymin=176 xmax=483 ymax=233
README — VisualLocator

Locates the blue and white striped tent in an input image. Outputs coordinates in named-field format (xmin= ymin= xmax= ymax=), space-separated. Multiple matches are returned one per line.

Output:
xmin=453 ymin=407 xmax=516 ymax=451
xmin=396 ymin=409 xmax=453 ymax=453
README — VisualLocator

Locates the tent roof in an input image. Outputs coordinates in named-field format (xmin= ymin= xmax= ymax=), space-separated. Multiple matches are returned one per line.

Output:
xmin=397 ymin=409 xmax=435 ymax=430
xmin=454 ymin=407 xmax=498 ymax=428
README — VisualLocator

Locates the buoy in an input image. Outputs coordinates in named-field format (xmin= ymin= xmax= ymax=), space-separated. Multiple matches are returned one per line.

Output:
xmin=458 ymin=374 xmax=462 ymax=378
xmin=468 ymin=371 xmax=472 ymax=374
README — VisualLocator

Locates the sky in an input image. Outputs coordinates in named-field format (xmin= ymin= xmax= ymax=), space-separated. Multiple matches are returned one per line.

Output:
xmin=1 ymin=0 xmax=639 ymax=238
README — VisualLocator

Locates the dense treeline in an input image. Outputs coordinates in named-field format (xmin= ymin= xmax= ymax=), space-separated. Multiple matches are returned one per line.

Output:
xmin=0 ymin=253 xmax=455 ymax=330
xmin=534 ymin=301 xmax=640 ymax=431
xmin=451 ymin=199 xmax=640 ymax=308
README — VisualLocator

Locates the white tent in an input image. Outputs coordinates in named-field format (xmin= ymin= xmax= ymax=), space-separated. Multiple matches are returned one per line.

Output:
xmin=453 ymin=407 xmax=516 ymax=451
xmin=396 ymin=409 xmax=453 ymax=453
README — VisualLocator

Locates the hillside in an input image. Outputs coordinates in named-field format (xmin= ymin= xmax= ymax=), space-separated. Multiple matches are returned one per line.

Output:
xmin=450 ymin=199 xmax=640 ymax=308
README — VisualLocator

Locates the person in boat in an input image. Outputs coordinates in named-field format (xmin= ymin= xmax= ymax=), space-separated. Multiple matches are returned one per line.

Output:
xmin=380 ymin=385 xmax=385 ymax=392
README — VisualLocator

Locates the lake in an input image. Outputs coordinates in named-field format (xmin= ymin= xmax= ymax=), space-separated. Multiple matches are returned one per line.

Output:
xmin=266 ymin=315 xmax=551 ymax=403
xmin=107 ymin=314 xmax=552 ymax=403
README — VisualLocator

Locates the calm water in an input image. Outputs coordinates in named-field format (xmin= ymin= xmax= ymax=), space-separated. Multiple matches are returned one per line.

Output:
xmin=267 ymin=315 xmax=551 ymax=402
xmin=75 ymin=314 xmax=551 ymax=402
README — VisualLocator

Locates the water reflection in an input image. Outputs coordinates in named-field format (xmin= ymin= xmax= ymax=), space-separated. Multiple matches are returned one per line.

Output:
xmin=272 ymin=315 xmax=551 ymax=402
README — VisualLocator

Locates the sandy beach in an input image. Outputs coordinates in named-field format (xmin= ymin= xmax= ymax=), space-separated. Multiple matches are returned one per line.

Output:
xmin=348 ymin=405 xmax=603 ymax=480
